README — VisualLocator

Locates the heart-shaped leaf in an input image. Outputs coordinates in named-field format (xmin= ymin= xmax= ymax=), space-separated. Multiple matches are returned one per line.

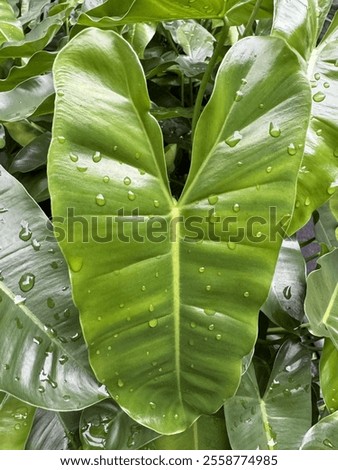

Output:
xmin=48 ymin=29 xmax=311 ymax=433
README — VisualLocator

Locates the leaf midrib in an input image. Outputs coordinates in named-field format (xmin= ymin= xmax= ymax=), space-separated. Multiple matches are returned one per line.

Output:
xmin=322 ymin=282 xmax=338 ymax=326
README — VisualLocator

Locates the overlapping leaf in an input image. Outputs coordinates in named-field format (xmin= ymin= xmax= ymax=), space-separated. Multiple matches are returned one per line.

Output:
xmin=49 ymin=28 xmax=311 ymax=433
xmin=320 ymin=338 xmax=338 ymax=412
xmin=305 ymin=249 xmax=338 ymax=347
xmin=224 ymin=341 xmax=312 ymax=450
xmin=0 ymin=167 xmax=107 ymax=410
xmin=300 ymin=411 xmax=338 ymax=449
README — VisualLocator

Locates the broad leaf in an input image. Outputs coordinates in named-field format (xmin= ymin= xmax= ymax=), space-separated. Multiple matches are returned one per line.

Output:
xmin=80 ymin=400 xmax=157 ymax=450
xmin=288 ymin=11 xmax=338 ymax=234
xmin=0 ymin=0 xmax=24 ymax=46
xmin=261 ymin=238 xmax=306 ymax=331
xmin=317 ymin=1 xmax=334 ymax=38
xmin=300 ymin=411 xmax=338 ymax=449
xmin=79 ymin=0 xmax=227 ymax=28
xmin=0 ymin=167 xmax=107 ymax=410
xmin=272 ymin=0 xmax=318 ymax=60
xmin=123 ymin=23 xmax=157 ymax=59
xmin=305 ymin=249 xmax=338 ymax=347
xmin=330 ymin=189 xmax=338 ymax=220
xmin=145 ymin=411 xmax=228 ymax=450
xmin=0 ymin=394 xmax=35 ymax=450
xmin=0 ymin=74 xmax=54 ymax=122
xmin=49 ymin=29 xmax=311 ymax=433
xmin=26 ymin=409 xmax=81 ymax=450
xmin=320 ymin=338 xmax=338 ymax=412
xmin=224 ymin=341 xmax=312 ymax=450
xmin=4 ymin=119 xmax=44 ymax=147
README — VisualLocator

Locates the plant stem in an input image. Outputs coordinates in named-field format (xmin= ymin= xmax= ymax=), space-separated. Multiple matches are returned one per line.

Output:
xmin=242 ymin=0 xmax=264 ymax=38
xmin=267 ymin=327 xmax=288 ymax=335
xmin=191 ymin=19 xmax=229 ymax=137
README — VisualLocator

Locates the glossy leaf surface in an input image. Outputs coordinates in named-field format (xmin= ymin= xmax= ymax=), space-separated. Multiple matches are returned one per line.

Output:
xmin=300 ymin=411 xmax=338 ymax=449
xmin=320 ymin=338 xmax=338 ymax=412
xmin=305 ymin=249 xmax=338 ymax=347
xmin=0 ymin=0 xmax=24 ymax=46
xmin=288 ymin=11 xmax=338 ymax=234
xmin=224 ymin=341 xmax=312 ymax=450
xmin=0 ymin=167 xmax=107 ymax=410
xmin=0 ymin=394 xmax=35 ymax=450
xmin=80 ymin=400 xmax=157 ymax=450
xmin=49 ymin=29 xmax=311 ymax=433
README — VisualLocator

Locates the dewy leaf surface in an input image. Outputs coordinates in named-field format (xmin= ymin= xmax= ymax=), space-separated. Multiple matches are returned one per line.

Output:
xmin=0 ymin=0 xmax=24 ymax=46
xmin=224 ymin=341 xmax=312 ymax=450
xmin=48 ymin=29 xmax=311 ymax=434
xmin=0 ymin=167 xmax=107 ymax=410
xmin=0 ymin=394 xmax=35 ymax=450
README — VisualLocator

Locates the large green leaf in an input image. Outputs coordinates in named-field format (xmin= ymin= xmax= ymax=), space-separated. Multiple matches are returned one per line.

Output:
xmin=0 ymin=167 xmax=107 ymax=410
xmin=305 ymin=249 xmax=338 ymax=347
xmin=261 ymin=238 xmax=306 ymax=331
xmin=145 ymin=411 xmax=228 ymax=449
xmin=300 ymin=411 xmax=338 ymax=449
xmin=224 ymin=341 xmax=312 ymax=450
xmin=288 ymin=11 xmax=338 ymax=234
xmin=320 ymin=338 xmax=338 ymax=413
xmin=80 ymin=400 xmax=157 ymax=450
xmin=0 ymin=0 xmax=24 ymax=46
xmin=48 ymin=29 xmax=311 ymax=433
xmin=225 ymin=0 xmax=273 ymax=26
xmin=0 ymin=394 xmax=35 ymax=449
xmin=272 ymin=0 xmax=318 ymax=60
xmin=78 ymin=0 xmax=227 ymax=28
xmin=26 ymin=409 xmax=81 ymax=450
xmin=315 ymin=200 xmax=338 ymax=249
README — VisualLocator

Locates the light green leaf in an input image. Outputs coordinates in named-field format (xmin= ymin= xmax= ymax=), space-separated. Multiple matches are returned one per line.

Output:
xmin=0 ymin=0 xmax=24 ymax=46
xmin=225 ymin=0 xmax=273 ymax=26
xmin=0 ymin=123 xmax=5 ymax=149
xmin=19 ymin=0 xmax=53 ymax=26
xmin=300 ymin=411 xmax=338 ymax=449
xmin=272 ymin=0 xmax=318 ymax=60
xmin=0 ymin=74 xmax=54 ymax=123
xmin=4 ymin=119 xmax=43 ymax=147
xmin=224 ymin=341 xmax=312 ymax=450
xmin=80 ymin=400 xmax=157 ymax=450
xmin=78 ymin=0 xmax=227 ymax=28
xmin=0 ymin=394 xmax=35 ymax=450
xmin=26 ymin=409 xmax=81 ymax=449
xmin=0 ymin=51 xmax=56 ymax=91
xmin=330 ymin=189 xmax=338 ymax=221
xmin=289 ymin=12 xmax=338 ymax=234
xmin=320 ymin=338 xmax=338 ymax=413
xmin=0 ymin=166 xmax=108 ymax=410
xmin=305 ymin=249 xmax=338 ymax=347
xmin=145 ymin=411 xmax=228 ymax=450
xmin=317 ymin=1 xmax=334 ymax=38
xmin=48 ymin=29 xmax=311 ymax=434
xmin=262 ymin=238 xmax=306 ymax=331
xmin=123 ymin=23 xmax=156 ymax=59
xmin=0 ymin=9 xmax=69 ymax=59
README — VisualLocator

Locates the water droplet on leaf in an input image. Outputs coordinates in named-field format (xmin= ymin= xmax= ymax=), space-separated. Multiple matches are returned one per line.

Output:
xmin=19 ymin=273 xmax=35 ymax=292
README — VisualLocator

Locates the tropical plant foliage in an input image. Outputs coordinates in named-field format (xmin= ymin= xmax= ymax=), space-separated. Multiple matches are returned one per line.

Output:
xmin=0 ymin=0 xmax=338 ymax=450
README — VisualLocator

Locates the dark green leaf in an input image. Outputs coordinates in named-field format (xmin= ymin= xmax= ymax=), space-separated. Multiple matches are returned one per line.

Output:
xmin=9 ymin=132 xmax=51 ymax=173
xmin=80 ymin=400 xmax=158 ymax=450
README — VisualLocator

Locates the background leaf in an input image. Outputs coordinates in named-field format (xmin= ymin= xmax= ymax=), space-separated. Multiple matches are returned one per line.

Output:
xmin=305 ymin=249 xmax=338 ymax=347
xmin=224 ymin=341 xmax=312 ymax=450
xmin=0 ymin=0 xmax=24 ymax=46
xmin=0 ymin=166 xmax=107 ymax=410
xmin=300 ymin=410 xmax=338 ymax=449
xmin=80 ymin=400 xmax=157 ymax=450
